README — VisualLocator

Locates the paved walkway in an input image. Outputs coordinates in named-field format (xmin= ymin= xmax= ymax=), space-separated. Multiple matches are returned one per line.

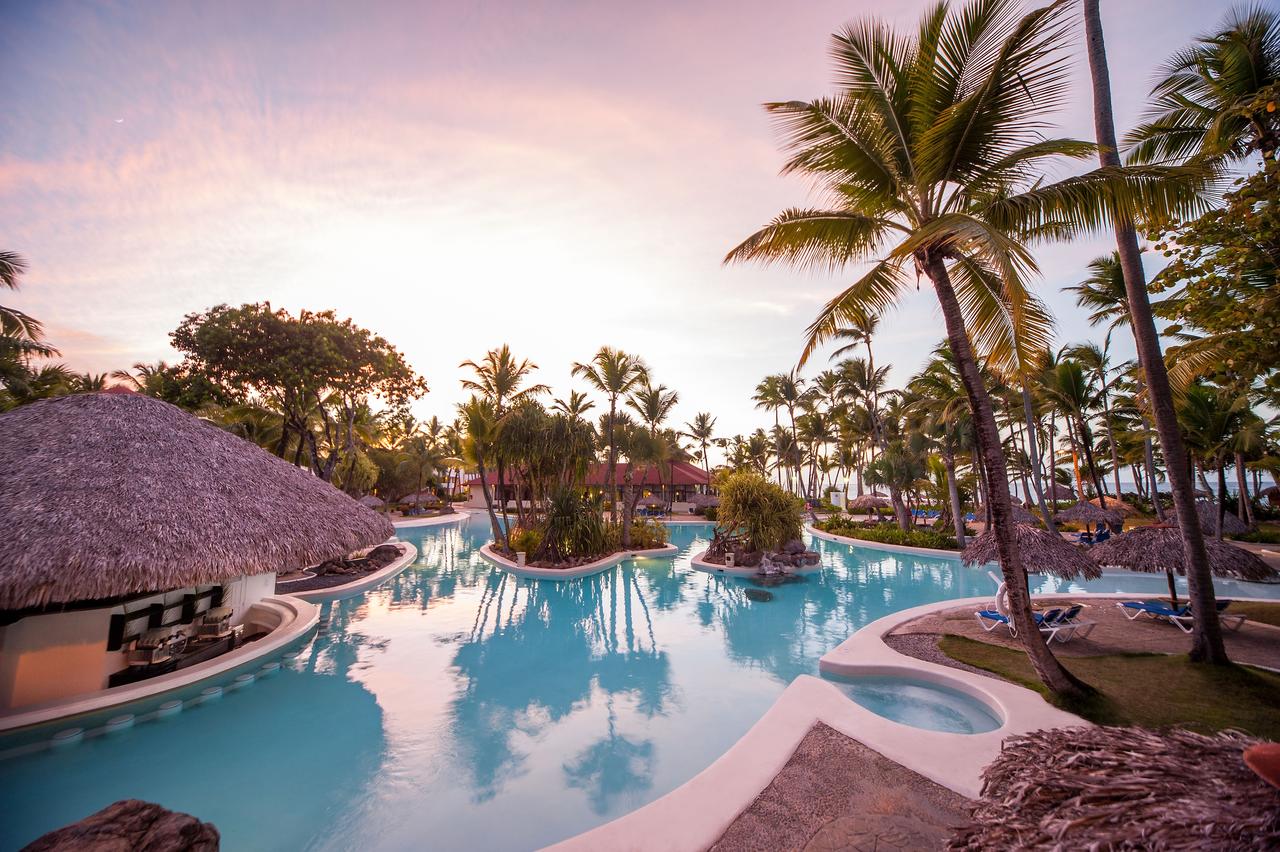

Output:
xmin=709 ymin=723 xmax=970 ymax=852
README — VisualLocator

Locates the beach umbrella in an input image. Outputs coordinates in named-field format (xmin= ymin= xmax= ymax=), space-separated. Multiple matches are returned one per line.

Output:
xmin=358 ymin=495 xmax=385 ymax=508
xmin=1054 ymin=500 xmax=1123 ymax=528
xmin=1091 ymin=523 xmax=1276 ymax=606
xmin=961 ymin=523 xmax=1101 ymax=580
xmin=847 ymin=494 xmax=891 ymax=511
xmin=1046 ymin=482 xmax=1076 ymax=500
xmin=1192 ymin=501 xmax=1249 ymax=537
xmin=1260 ymin=484 xmax=1279 ymax=505
xmin=1010 ymin=504 xmax=1040 ymax=525
xmin=1089 ymin=495 xmax=1139 ymax=516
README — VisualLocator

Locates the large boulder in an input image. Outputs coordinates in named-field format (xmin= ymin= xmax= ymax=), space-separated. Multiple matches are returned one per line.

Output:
xmin=23 ymin=800 xmax=219 ymax=852
xmin=782 ymin=539 xmax=806 ymax=555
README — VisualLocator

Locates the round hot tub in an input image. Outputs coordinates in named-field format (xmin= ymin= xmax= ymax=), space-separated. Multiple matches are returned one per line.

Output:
xmin=824 ymin=674 xmax=1002 ymax=734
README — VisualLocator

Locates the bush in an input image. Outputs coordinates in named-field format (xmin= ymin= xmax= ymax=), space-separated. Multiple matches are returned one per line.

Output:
xmin=814 ymin=517 xmax=959 ymax=551
xmin=717 ymin=471 xmax=804 ymax=552
xmin=1235 ymin=526 xmax=1280 ymax=544
xmin=508 ymin=526 xmax=543 ymax=554
xmin=628 ymin=517 xmax=669 ymax=549
xmin=702 ymin=507 xmax=718 ymax=523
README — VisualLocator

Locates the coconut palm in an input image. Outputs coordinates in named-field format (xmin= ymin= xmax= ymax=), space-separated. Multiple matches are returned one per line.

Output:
xmin=1126 ymin=4 xmax=1280 ymax=168
xmin=572 ymin=347 xmax=648 ymax=520
xmin=906 ymin=345 xmax=975 ymax=544
xmin=1084 ymin=0 xmax=1228 ymax=663
xmin=727 ymin=0 xmax=1207 ymax=696
xmin=552 ymin=390 xmax=596 ymax=422
xmin=459 ymin=395 xmax=506 ymax=548
xmin=682 ymin=412 xmax=717 ymax=483
xmin=1065 ymin=253 xmax=1132 ymax=332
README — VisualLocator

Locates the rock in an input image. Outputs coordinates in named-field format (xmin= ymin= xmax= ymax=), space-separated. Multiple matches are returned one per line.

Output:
xmin=803 ymin=551 xmax=820 ymax=565
xmin=782 ymin=538 xmax=806 ymax=555
xmin=744 ymin=588 xmax=774 ymax=602
xmin=22 ymin=800 xmax=220 ymax=852
xmin=738 ymin=550 xmax=763 ymax=568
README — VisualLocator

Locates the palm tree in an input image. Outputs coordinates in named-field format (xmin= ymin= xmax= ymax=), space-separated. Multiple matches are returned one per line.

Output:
xmin=1084 ymin=0 xmax=1228 ymax=664
xmin=1066 ymin=340 xmax=1123 ymax=500
xmin=682 ymin=412 xmax=717 ymax=484
xmin=1065 ymin=253 xmax=1132 ymax=332
xmin=1126 ymin=4 xmax=1280 ymax=168
xmin=828 ymin=309 xmax=880 ymax=374
xmin=572 ymin=347 xmax=648 ymax=520
xmin=727 ymin=0 xmax=1205 ymax=696
xmin=460 ymin=345 xmax=549 ymax=530
xmin=552 ymin=390 xmax=596 ymax=422
xmin=0 ymin=251 xmax=54 ymax=356
xmin=906 ymin=345 xmax=974 ymax=544
xmin=459 ymin=395 xmax=506 ymax=548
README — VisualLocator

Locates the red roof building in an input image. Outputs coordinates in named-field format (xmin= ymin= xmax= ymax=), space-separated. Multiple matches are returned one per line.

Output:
xmin=466 ymin=461 xmax=710 ymax=500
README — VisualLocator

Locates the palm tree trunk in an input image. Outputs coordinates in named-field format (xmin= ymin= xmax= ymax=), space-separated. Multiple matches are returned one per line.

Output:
xmin=607 ymin=401 xmax=618 ymax=523
xmin=1216 ymin=461 xmax=1229 ymax=541
xmin=476 ymin=459 xmax=506 ymax=549
xmin=1022 ymin=388 xmax=1057 ymax=534
xmin=1236 ymin=452 xmax=1255 ymax=526
xmin=1084 ymin=0 xmax=1226 ymax=664
xmin=944 ymin=449 xmax=966 ymax=546
xmin=925 ymin=254 xmax=1087 ymax=698
xmin=1144 ymin=429 xmax=1166 ymax=521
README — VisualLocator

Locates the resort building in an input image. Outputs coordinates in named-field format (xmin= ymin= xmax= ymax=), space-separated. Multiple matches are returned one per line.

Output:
xmin=0 ymin=392 xmax=393 ymax=714
xmin=463 ymin=461 xmax=711 ymax=510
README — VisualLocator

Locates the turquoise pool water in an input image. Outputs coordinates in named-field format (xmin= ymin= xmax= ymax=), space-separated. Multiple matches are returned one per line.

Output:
xmin=2 ymin=517 xmax=1278 ymax=850
xmin=823 ymin=675 xmax=1002 ymax=734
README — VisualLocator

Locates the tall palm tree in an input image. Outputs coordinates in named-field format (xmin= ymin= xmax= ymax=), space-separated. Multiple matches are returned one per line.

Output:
xmin=572 ymin=347 xmax=648 ymax=520
xmin=682 ymin=412 xmax=717 ymax=484
xmin=1066 ymin=339 xmax=1123 ymax=500
xmin=1084 ymin=0 xmax=1228 ymax=664
xmin=552 ymin=390 xmax=596 ymax=422
xmin=460 ymin=345 xmax=549 ymax=530
xmin=727 ymin=0 xmax=1204 ymax=696
xmin=1065 ymin=252 xmax=1132 ymax=332
xmin=906 ymin=345 xmax=974 ymax=544
xmin=1126 ymin=4 xmax=1280 ymax=168
xmin=459 ymin=395 xmax=506 ymax=548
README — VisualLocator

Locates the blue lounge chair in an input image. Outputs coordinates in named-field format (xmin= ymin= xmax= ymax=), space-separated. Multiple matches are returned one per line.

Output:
xmin=1044 ymin=604 xmax=1097 ymax=641
xmin=1118 ymin=599 xmax=1193 ymax=633
xmin=975 ymin=607 xmax=1068 ymax=641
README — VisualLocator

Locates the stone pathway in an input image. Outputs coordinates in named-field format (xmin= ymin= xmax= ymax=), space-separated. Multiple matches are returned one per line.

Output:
xmin=708 ymin=723 xmax=970 ymax=852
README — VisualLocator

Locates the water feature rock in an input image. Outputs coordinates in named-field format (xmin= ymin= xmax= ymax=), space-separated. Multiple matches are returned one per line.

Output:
xmin=744 ymin=588 xmax=774 ymax=602
xmin=22 ymin=799 xmax=219 ymax=852
xmin=782 ymin=539 xmax=806 ymax=555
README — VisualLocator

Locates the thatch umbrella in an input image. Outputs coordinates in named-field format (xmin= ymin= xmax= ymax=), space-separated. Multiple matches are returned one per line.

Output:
xmin=1046 ymin=482 xmax=1075 ymax=501
xmin=1261 ymin=484 xmax=1279 ymax=506
xmin=950 ymin=726 xmax=1280 ymax=850
xmin=1192 ymin=500 xmax=1249 ymax=537
xmin=689 ymin=493 xmax=719 ymax=508
xmin=358 ymin=495 xmax=385 ymax=509
xmin=1009 ymin=503 xmax=1039 ymax=525
xmin=1089 ymin=495 xmax=1139 ymax=516
xmin=962 ymin=523 xmax=1101 ymax=580
xmin=1091 ymin=523 xmax=1276 ymax=607
xmin=0 ymin=393 xmax=394 ymax=610
xmin=847 ymin=494 xmax=891 ymax=511
xmin=1054 ymin=499 xmax=1123 ymax=528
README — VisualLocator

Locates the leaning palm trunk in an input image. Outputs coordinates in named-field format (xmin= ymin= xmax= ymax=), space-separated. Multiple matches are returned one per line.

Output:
xmin=927 ymin=256 xmax=1087 ymax=696
xmin=1236 ymin=452 xmax=1255 ymax=526
xmin=944 ymin=450 xmax=967 ymax=546
xmin=475 ymin=458 xmax=507 ymax=549
xmin=1084 ymin=0 xmax=1227 ymax=663
xmin=1144 ymin=429 xmax=1166 ymax=521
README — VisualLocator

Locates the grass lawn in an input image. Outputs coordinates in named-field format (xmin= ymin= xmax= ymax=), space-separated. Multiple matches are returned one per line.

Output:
xmin=1223 ymin=600 xmax=1280 ymax=628
xmin=938 ymin=635 xmax=1280 ymax=739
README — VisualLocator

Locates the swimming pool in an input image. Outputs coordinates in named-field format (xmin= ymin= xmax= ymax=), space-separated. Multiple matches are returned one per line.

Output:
xmin=2 ymin=516 xmax=1277 ymax=850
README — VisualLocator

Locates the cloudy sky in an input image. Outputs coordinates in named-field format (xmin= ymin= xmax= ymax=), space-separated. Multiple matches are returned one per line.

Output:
xmin=0 ymin=0 xmax=1226 ymax=440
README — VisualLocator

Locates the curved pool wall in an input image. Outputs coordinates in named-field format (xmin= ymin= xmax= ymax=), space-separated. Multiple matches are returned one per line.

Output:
xmin=3 ymin=515 xmax=1278 ymax=851
xmin=821 ymin=674 xmax=1002 ymax=734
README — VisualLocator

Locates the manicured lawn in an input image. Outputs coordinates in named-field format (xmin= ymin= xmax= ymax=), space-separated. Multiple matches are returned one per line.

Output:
xmin=1225 ymin=600 xmax=1280 ymax=628
xmin=938 ymin=635 xmax=1280 ymax=740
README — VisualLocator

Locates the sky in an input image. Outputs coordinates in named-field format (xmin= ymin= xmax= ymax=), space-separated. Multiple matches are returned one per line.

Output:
xmin=0 ymin=0 xmax=1234 ymax=447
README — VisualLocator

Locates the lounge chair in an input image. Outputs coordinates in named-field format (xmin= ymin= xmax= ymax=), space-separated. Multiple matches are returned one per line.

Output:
xmin=975 ymin=607 xmax=1068 ymax=642
xmin=1044 ymin=604 xmax=1097 ymax=641
xmin=1118 ymin=599 xmax=1194 ymax=633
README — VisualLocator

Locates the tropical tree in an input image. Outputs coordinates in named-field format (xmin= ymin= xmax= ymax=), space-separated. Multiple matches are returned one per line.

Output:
xmin=552 ymin=390 xmax=596 ymax=422
xmin=459 ymin=395 xmax=506 ymax=547
xmin=1125 ymin=4 xmax=1280 ymax=168
xmin=1065 ymin=252 xmax=1131 ymax=332
xmin=682 ymin=412 xmax=717 ymax=483
xmin=727 ymin=0 xmax=1205 ymax=696
xmin=1084 ymin=0 xmax=1227 ymax=663
xmin=572 ymin=347 xmax=648 ymax=520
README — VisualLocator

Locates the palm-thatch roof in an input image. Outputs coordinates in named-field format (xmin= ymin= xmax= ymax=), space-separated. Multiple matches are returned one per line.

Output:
xmin=0 ymin=393 xmax=394 ymax=610
xmin=357 ymin=495 xmax=385 ymax=508
xmin=1191 ymin=501 xmax=1250 ymax=536
xmin=1054 ymin=499 xmax=1123 ymax=526
xmin=1009 ymin=504 xmax=1039 ymax=525
xmin=1088 ymin=495 xmax=1139 ymax=516
xmin=848 ymin=494 xmax=891 ymax=510
xmin=1090 ymin=524 xmax=1275 ymax=582
xmin=961 ymin=523 xmax=1101 ymax=580
xmin=689 ymin=493 xmax=720 ymax=508
xmin=1045 ymin=482 xmax=1074 ymax=500
xmin=949 ymin=726 xmax=1280 ymax=850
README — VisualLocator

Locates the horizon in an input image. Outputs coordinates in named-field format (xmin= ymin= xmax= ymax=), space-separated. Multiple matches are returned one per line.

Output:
xmin=0 ymin=0 xmax=1225 ymax=443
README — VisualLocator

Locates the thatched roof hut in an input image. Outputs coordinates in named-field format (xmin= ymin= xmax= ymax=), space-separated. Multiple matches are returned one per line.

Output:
xmin=1089 ymin=495 xmax=1139 ymax=516
xmin=1054 ymin=499 xmax=1123 ymax=527
xmin=1090 ymin=524 xmax=1274 ymax=582
xmin=0 ymin=393 xmax=394 ymax=610
xmin=358 ymin=495 xmax=385 ymax=508
xmin=1009 ymin=503 xmax=1039 ymax=525
xmin=961 ymin=523 xmax=1101 ymax=580
xmin=848 ymin=494 xmax=891 ymax=510
xmin=950 ymin=726 xmax=1280 ymax=850
xmin=689 ymin=493 xmax=720 ymax=508
xmin=1192 ymin=501 xmax=1249 ymax=536
xmin=1046 ymin=482 xmax=1075 ymax=500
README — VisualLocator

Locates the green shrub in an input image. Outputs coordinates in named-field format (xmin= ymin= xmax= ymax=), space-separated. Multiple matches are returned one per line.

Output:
xmin=628 ymin=518 xmax=669 ymax=549
xmin=538 ymin=489 xmax=610 ymax=560
xmin=717 ymin=471 xmax=804 ymax=552
xmin=702 ymin=507 xmax=718 ymax=523
xmin=508 ymin=526 xmax=543 ymax=554
xmin=814 ymin=517 xmax=959 ymax=551
xmin=1235 ymin=526 xmax=1280 ymax=544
